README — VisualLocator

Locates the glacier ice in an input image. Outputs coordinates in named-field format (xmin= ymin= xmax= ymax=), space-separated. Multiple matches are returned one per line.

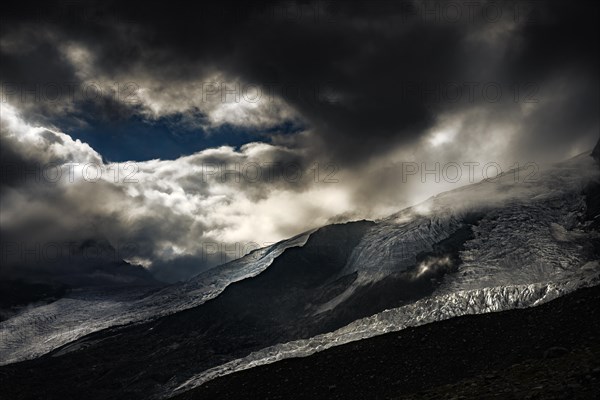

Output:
xmin=0 ymin=230 xmax=314 ymax=365
xmin=163 ymin=154 xmax=600 ymax=395
xmin=168 ymin=271 xmax=600 ymax=398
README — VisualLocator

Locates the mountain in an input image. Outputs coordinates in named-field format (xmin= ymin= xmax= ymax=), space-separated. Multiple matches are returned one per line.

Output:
xmin=0 ymin=238 xmax=161 ymax=288
xmin=0 ymin=148 xmax=599 ymax=399
xmin=0 ymin=280 xmax=68 ymax=322
xmin=0 ymin=238 xmax=161 ymax=322
xmin=172 ymin=282 xmax=600 ymax=400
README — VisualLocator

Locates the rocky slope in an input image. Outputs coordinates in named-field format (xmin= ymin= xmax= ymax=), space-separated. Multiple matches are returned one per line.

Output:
xmin=173 ymin=283 xmax=600 ymax=400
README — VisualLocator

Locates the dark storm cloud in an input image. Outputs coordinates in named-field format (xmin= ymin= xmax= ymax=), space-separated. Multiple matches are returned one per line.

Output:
xmin=2 ymin=0 xmax=598 ymax=165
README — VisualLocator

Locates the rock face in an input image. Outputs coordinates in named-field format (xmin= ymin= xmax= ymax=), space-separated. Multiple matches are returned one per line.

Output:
xmin=0 ymin=151 xmax=599 ymax=400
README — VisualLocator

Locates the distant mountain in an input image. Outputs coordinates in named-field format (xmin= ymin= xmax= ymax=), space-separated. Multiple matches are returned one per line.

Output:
xmin=0 ymin=280 xmax=68 ymax=322
xmin=0 ymin=238 xmax=161 ymax=322
xmin=0 ymin=237 xmax=160 ymax=288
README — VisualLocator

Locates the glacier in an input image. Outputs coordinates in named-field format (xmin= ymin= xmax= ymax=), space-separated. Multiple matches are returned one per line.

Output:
xmin=0 ymin=230 xmax=314 ymax=365
xmin=163 ymin=153 xmax=600 ymax=396
xmin=168 ymin=273 xmax=600 ymax=398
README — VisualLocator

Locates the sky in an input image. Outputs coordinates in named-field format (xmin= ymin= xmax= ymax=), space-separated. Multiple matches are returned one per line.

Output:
xmin=1 ymin=0 xmax=598 ymax=283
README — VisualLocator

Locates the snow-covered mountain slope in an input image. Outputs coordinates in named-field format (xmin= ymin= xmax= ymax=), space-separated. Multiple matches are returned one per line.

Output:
xmin=165 ymin=153 xmax=600 ymax=396
xmin=0 ymin=231 xmax=313 ymax=365
xmin=1 ymin=150 xmax=599 ymax=400
xmin=170 ymin=274 xmax=600 ymax=397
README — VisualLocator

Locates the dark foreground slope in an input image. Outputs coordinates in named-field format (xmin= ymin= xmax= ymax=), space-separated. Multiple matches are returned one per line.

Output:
xmin=174 ymin=283 xmax=600 ymax=400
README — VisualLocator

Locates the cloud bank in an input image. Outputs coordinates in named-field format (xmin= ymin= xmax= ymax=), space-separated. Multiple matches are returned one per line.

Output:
xmin=1 ymin=1 xmax=598 ymax=282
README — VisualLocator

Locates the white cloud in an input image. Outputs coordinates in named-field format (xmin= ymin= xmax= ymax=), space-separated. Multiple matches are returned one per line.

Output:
xmin=0 ymin=104 xmax=345 ymax=281
xmin=54 ymin=40 xmax=301 ymax=129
